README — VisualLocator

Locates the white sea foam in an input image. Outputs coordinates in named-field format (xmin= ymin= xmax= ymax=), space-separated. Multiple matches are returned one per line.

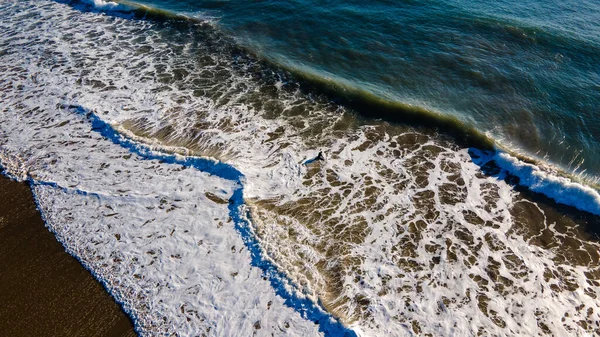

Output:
xmin=1 ymin=1 xmax=600 ymax=336
xmin=79 ymin=0 xmax=132 ymax=11
xmin=477 ymin=150 xmax=600 ymax=215
xmin=0 ymin=84 xmax=325 ymax=337
xmin=0 ymin=2 xmax=328 ymax=336
xmin=250 ymin=130 xmax=600 ymax=336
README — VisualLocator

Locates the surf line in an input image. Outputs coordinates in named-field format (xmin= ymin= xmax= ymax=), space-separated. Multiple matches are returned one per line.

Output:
xmin=65 ymin=104 xmax=357 ymax=337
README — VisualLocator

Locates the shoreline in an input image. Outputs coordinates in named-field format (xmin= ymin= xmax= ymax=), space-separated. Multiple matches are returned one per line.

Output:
xmin=0 ymin=174 xmax=137 ymax=337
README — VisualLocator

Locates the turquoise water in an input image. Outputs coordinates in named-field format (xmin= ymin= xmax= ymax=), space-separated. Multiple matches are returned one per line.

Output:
xmin=129 ymin=0 xmax=600 ymax=181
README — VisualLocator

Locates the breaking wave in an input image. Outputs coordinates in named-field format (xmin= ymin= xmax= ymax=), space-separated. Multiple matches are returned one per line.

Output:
xmin=2 ymin=1 xmax=600 ymax=336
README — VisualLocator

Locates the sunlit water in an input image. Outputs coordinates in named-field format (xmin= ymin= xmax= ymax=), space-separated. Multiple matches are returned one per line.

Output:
xmin=1 ymin=0 xmax=600 ymax=336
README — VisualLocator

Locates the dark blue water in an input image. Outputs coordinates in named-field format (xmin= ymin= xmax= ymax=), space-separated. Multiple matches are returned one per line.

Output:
xmin=132 ymin=0 xmax=600 ymax=181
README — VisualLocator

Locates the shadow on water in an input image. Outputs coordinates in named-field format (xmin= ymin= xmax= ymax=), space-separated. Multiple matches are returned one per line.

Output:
xmin=67 ymin=104 xmax=357 ymax=337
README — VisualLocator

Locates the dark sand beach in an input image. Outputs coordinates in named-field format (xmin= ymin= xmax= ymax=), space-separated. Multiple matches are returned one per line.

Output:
xmin=0 ymin=175 xmax=136 ymax=337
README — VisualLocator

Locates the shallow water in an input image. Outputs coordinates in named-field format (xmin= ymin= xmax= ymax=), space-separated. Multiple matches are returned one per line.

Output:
xmin=1 ymin=0 xmax=600 ymax=336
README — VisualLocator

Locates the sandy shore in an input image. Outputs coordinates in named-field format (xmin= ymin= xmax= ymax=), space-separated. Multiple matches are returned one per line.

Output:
xmin=0 ymin=175 xmax=137 ymax=337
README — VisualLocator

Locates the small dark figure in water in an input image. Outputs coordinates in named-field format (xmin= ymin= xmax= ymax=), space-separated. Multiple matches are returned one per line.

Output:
xmin=316 ymin=151 xmax=325 ymax=161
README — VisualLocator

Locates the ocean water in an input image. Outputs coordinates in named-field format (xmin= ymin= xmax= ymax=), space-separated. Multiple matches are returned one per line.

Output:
xmin=137 ymin=0 xmax=600 ymax=181
xmin=1 ymin=0 xmax=600 ymax=336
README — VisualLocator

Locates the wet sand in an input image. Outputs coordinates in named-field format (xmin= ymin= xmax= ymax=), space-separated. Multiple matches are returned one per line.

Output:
xmin=0 ymin=175 xmax=137 ymax=337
